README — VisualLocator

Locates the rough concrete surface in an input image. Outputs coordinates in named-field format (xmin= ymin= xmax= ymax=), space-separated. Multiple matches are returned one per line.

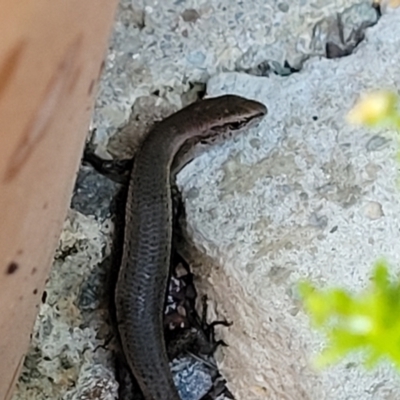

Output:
xmin=92 ymin=0 xmax=377 ymax=152
xmin=176 ymin=8 xmax=400 ymax=400
xmin=11 ymin=210 xmax=118 ymax=400
xmin=11 ymin=1 xmax=400 ymax=400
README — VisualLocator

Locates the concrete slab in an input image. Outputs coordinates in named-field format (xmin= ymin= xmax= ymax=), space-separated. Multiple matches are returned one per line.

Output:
xmin=176 ymin=9 xmax=400 ymax=400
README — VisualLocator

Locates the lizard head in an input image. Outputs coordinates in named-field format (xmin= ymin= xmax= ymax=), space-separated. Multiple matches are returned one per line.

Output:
xmin=191 ymin=94 xmax=267 ymax=143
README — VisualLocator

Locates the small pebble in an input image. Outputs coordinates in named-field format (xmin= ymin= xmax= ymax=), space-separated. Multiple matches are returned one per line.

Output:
xmin=181 ymin=9 xmax=201 ymax=23
xmin=364 ymin=201 xmax=384 ymax=220
xmin=366 ymin=135 xmax=390 ymax=152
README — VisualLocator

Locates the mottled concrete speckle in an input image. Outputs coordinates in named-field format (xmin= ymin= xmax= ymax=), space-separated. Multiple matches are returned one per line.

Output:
xmin=177 ymin=9 xmax=400 ymax=400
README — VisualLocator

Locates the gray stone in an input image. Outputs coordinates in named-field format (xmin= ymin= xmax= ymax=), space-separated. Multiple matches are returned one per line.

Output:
xmin=91 ymin=0 xmax=377 ymax=153
xmin=176 ymin=9 xmax=400 ymax=400
xmin=172 ymin=357 xmax=213 ymax=400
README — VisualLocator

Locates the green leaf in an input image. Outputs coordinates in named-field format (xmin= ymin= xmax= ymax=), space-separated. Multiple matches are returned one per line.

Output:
xmin=299 ymin=261 xmax=400 ymax=371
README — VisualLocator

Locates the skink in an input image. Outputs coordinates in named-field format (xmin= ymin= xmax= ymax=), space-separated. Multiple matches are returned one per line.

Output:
xmin=115 ymin=94 xmax=267 ymax=400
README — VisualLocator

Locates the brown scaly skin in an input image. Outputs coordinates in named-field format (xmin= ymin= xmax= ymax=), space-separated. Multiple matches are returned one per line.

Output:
xmin=115 ymin=95 xmax=267 ymax=400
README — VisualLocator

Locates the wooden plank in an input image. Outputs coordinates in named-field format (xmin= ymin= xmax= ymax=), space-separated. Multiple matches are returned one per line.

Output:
xmin=0 ymin=1 xmax=118 ymax=398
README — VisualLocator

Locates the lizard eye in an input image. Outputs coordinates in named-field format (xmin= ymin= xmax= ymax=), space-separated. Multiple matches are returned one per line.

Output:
xmin=227 ymin=118 xmax=249 ymax=130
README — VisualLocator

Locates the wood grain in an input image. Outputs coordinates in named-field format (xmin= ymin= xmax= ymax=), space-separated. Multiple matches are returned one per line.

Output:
xmin=0 ymin=1 xmax=118 ymax=398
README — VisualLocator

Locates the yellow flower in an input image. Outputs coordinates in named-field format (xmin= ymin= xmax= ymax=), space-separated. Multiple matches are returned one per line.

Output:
xmin=347 ymin=91 xmax=397 ymax=126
